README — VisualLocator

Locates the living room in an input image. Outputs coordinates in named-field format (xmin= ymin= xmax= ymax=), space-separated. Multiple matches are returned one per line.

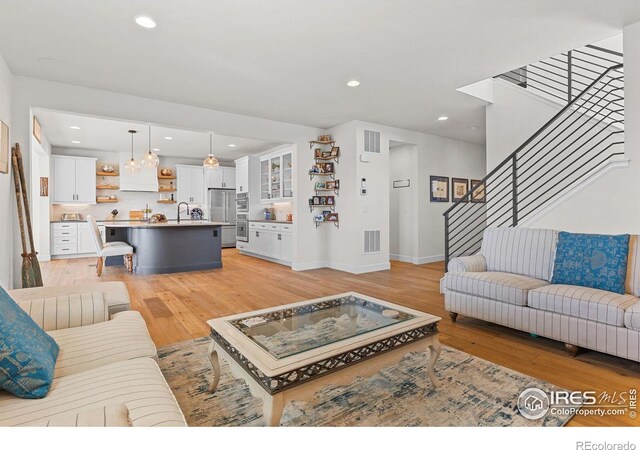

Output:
xmin=0 ymin=1 xmax=639 ymax=449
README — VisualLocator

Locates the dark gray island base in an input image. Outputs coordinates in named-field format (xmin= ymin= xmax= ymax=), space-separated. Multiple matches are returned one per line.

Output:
xmin=104 ymin=221 xmax=224 ymax=274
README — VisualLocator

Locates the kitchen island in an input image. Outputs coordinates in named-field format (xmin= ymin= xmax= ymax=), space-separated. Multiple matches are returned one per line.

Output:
xmin=104 ymin=220 xmax=228 ymax=275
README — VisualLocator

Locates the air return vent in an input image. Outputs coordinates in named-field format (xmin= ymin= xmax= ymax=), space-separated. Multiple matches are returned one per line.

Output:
xmin=364 ymin=130 xmax=380 ymax=153
xmin=364 ymin=230 xmax=381 ymax=254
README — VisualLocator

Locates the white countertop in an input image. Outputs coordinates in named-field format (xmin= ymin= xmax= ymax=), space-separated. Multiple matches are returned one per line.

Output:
xmin=103 ymin=220 xmax=229 ymax=228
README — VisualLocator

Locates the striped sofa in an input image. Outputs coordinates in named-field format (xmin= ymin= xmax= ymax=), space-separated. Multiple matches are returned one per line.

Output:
xmin=442 ymin=228 xmax=640 ymax=362
xmin=0 ymin=282 xmax=187 ymax=427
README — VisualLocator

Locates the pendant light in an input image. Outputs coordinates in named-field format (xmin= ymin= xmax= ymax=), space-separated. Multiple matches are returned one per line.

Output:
xmin=141 ymin=124 xmax=160 ymax=169
xmin=124 ymin=130 xmax=141 ymax=173
xmin=203 ymin=133 xmax=220 ymax=169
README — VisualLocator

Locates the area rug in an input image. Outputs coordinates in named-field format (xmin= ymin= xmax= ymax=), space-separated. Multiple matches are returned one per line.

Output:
xmin=157 ymin=337 xmax=574 ymax=427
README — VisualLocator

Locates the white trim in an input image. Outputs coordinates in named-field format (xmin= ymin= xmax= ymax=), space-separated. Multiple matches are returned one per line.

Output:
xmin=390 ymin=254 xmax=413 ymax=263
xmin=291 ymin=260 xmax=390 ymax=274
xmin=390 ymin=253 xmax=444 ymax=265
xmin=238 ymin=250 xmax=292 ymax=267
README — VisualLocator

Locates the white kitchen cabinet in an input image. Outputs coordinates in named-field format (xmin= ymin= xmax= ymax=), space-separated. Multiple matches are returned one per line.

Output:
xmin=235 ymin=157 xmax=249 ymax=193
xmin=205 ymin=166 xmax=236 ymax=189
xmin=51 ymin=222 xmax=105 ymax=258
xmin=52 ymin=155 xmax=97 ymax=204
xmin=244 ymin=222 xmax=292 ymax=265
xmin=176 ymin=165 xmax=205 ymax=204
xmin=259 ymin=148 xmax=293 ymax=203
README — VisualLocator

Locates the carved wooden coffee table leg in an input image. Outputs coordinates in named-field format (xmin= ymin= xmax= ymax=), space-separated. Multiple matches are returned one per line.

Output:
xmin=427 ymin=336 xmax=442 ymax=388
xmin=262 ymin=393 xmax=284 ymax=427
xmin=208 ymin=340 xmax=221 ymax=393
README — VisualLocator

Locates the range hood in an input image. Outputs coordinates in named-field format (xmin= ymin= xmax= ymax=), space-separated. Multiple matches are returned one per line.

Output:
xmin=119 ymin=152 xmax=159 ymax=192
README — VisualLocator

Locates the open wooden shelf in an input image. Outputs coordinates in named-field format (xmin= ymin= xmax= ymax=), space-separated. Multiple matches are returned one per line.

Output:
xmin=309 ymin=140 xmax=336 ymax=146
xmin=158 ymin=188 xmax=177 ymax=193
xmin=96 ymin=171 xmax=119 ymax=177
xmin=157 ymin=199 xmax=176 ymax=204
xmin=158 ymin=175 xmax=176 ymax=179
xmin=314 ymin=220 xmax=339 ymax=228
xmin=96 ymin=185 xmax=120 ymax=190
xmin=96 ymin=198 xmax=118 ymax=203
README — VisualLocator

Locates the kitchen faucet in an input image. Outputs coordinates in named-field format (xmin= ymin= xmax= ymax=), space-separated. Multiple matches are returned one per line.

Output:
xmin=177 ymin=202 xmax=190 ymax=223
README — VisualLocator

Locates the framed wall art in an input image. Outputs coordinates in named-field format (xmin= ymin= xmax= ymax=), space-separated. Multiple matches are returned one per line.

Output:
xmin=429 ymin=176 xmax=449 ymax=202
xmin=452 ymin=178 xmax=469 ymax=202
xmin=471 ymin=179 xmax=486 ymax=203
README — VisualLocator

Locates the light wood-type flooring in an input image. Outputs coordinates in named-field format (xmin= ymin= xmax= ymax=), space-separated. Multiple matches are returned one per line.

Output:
xmin=40 ymin=249 xmax=640 ymax=426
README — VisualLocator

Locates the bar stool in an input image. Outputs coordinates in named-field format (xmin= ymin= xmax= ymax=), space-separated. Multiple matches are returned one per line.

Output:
xmin=87 ymin=215 xmax=134 ymax=275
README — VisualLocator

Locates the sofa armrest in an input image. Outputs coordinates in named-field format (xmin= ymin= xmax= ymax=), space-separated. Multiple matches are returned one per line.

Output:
xmin=16 ymin=292 xmax=109 ymax=332
xmin=9 ymin=281 xmax=131 ymax=317
xmin=447 ymin=254 xmax=487 ymax=273
xmin=26 ymin=404 xmax=132 ymax=427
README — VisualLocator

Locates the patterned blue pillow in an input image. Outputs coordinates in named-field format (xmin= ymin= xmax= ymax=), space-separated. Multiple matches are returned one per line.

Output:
xmin=0 ymin=285 xmax=60 ymax=398
xmin=551 ymin=232 xmax=630 ymax=294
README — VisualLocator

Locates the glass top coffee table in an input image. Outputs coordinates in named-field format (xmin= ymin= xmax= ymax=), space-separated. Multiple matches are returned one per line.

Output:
xmin=206 ymin=292 xmax=441 ymax=426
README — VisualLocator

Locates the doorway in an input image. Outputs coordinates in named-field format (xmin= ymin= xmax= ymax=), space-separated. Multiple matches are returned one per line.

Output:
xmin=389 ymin=140 xmax=417 ymax=263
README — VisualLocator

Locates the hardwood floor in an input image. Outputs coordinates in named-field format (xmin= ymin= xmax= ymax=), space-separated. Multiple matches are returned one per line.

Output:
xmin=41 ymin=250 xmax=640 ymax=426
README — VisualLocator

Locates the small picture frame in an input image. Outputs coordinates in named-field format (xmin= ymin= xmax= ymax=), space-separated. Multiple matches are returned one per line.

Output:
xmin=310 ymin=165 xmax=320 ymax=174
xmin=320 ymin=196 xmax=327 ymax=205
xmin=322 ymin=210 xmax=331 ymax=219
xmin=430 ymin=176 xmax=449 ymax=202
xmin=321 ymin=150 xmax=332 ymax=158
xmin=326 ymin=212 xmax=339 ymax=222
xmin=315 ymin=181 xmax=326 ymax=190
xmin=314 ymin=214 xmax=325 ymax=222
xmin=471 ymin=179 xmax=486 ymax=203
xmin=330 ymin=147 xmax=340 ymax=157
xmin=452 ymin=178 xmax=469 ymax=202
xmin=326 ymin=180 xmax=336 ymax=190
xmin=40 ymin=177 xmax=49 ymax=196
xmin=325 ymin=162 xmax=334 ymax=173
xmin=315 ymin=148 xmax=322 ymax=158
xmin=313 ymin=196 xmax=320 ymax=205
xmin=327 ymin=196 xmax=335 ymax=205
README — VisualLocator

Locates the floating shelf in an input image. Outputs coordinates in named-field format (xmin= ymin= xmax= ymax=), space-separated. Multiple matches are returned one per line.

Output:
xmin=309 ymin=140 xmax=336 ymax=146
xmin=309 ymin=204 xmax=335 ymax=213
xmin=96 ymin=171 xmax=118 ymax=177
xmin=158 ymin=175 xmax=176 ymax=180
xmin=157 ymin=200 xmax=176 ymax=204
xmin=96 ymin=198 xmax=118 ymax=203
xmin=315 ymin=220 xmax=339 ymax=229
xmin=158 ymin=188 xmax=177 ymax=193
xmin=96 ymin=185 xmax=120 ymax=190
xmin=315 ymin=188 xmax=339 ymax=196
xmin=315 ymin=156 xmax=339 ymax=164
xmin=309 ymin=172 xmax=335 ymax=180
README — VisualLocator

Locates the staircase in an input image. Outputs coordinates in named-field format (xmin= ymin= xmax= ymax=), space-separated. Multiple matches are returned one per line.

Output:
xmin=444 ymin=45 xmax=624 ymax=268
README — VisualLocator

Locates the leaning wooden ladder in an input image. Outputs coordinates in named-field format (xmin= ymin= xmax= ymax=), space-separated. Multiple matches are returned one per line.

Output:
xmin=11 ymin=143 xmax=43 ymax=288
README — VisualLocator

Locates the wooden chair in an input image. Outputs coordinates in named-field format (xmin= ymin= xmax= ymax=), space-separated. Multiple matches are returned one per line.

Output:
xmin=87 ymin=215 xmax=134 ymax=275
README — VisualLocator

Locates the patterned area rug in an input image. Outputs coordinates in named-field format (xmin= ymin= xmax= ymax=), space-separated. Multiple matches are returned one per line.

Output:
xmin=157 ymin=337 xmax=574 ymax=427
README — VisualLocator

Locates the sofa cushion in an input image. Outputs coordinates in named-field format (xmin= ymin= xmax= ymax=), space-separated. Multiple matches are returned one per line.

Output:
xmin=443 ymin=272 xmax=549 ymax=306
xmin=481 ymin=228 xmax=558 ymax=282
xmin=29 ymin=404 xmax=132 ymax=427
xmin=528 ymin=284 xmax=638 ymax=327
xmin=0 ymin=358 xmax=186 ymax=427
xmin=17 ymin=292 xmax=108 ymax=332
xmin=551 ymin=232 xmax=630 ymax=294
xmin=0 ymin=285 xmax=60 ymax=399
xmin=624 ymin=301 xmax=640 ymax=331
xmin=49 ymin=311 xmax=157 ymax=378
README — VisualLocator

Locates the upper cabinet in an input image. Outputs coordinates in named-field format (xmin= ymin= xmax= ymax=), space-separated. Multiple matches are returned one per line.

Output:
xmin=176 ymin=165 xmax=205 ymax=204
xmin=235 ymin=157 xmax=249 ymax=194
xmin=52 ymin=155 xmax=97 ymax=204
xmin=205 ymin=166 xmax=236 ymax=189
xmin=260 ymin=148 xmax=293 ymax=203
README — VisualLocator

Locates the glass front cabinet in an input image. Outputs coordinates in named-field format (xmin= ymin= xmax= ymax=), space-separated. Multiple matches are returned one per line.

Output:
xmin=260 ymin=149 xmax=293 ymax=202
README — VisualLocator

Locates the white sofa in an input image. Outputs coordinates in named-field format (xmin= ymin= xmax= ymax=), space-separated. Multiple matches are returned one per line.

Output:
xmin=1 ymin=282 xmax=187 ymax=427
xmin=442 ymin=227 xmax=640 ymax=362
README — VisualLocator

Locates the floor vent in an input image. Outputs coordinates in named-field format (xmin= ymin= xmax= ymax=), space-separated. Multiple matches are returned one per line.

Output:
xmin=364 ymin=130 xmax=381 ymax=154
xmin=364 ymin=230 xmax=381 ymax=254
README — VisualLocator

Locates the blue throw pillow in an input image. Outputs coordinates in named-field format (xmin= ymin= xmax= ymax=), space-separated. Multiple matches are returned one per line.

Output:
xmin=551 ymin=232 xmax=630 ymax=294
xmin=0 ymin=285 xmax=60 ymax=398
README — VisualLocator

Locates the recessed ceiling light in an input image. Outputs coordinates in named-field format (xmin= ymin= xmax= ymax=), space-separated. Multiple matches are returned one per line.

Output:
xmin=437 ymin=116 xmax=449 ymax=121
xmin=164 ymin=136 xmax=173 ymax=140
xmin=228 ymin=144 xmax=236 ymax=148
xmin=70 ymin=126 xmax=81 ymax=130
xmin=347 ymin=80 xmax=360 ymax=87
xmin=135 ymin=16 xmax=156 ymax=29
xmin=71 ymin=140 xmax=81 ymax=144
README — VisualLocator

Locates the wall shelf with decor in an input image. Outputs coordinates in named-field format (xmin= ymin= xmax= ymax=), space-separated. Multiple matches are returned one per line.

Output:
xmin=309 ymin=135 xmax=340 ymax=229
xmin=96 ymin=185 xmax=120 ymax=190
xmin=96 ymin=171 xmax=119 ymax=177
xmin=96 ymin=198 xmax=118 ymax=203
xmin=157 ymin=199 xmax=177 ymax=204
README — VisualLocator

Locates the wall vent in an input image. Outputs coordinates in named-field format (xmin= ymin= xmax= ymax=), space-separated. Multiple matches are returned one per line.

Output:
xmin=364 ymin=130 xmax=381 ymax=153
xmin=364 ymin=230 xmax=381 ymax=254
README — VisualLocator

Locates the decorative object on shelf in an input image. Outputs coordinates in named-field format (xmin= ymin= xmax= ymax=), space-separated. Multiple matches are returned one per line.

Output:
xmin=318 ymin=135 xmax=332 ymax=142
xmin=160 ymin=168 xmax=173 ymax=177
xmin=109 ymin=195 xmax=117 ymax=200
xmin=61 ymin=213 xmax=82 ymax=221
xmin=142 ymin=204 xmax=153 ymax=221
xmin=310 ymin=137 xmax=339 ymax=228
xmin=190 ymin=207 xmax=204 ymax=220
xmin=429 ymin=176 xmax=449 ymax=202
xmin=325 ymin=180 xmax=339 ymax=190
xmin=203 ymin=133 xmax=220 ymax=169
xmin=100 ymin=164 xmax=115 ymax=173
xmin=286 ymin=213 xmax=293 ymax=222
xmin=149 ymin=214 xmax=168 ymax=223
xmin=124 ymin=130 xmax=141 ymax=174
xmin=40 ymin=177 xmax=48 ymax=196
xmin=451 ymin=178 xmax=469 ymax=202
xmin=33 ymin=116 xmax=42 ymax=144
xmin=0 ymin=121 xmax=8 ymax=174
xmin=471 ymin=179 xmax=486 ymax=203
xmin=110 ymin=209 xmax=119 ymax=220
xmin=141 ymin=124 xmax=160 ymax=169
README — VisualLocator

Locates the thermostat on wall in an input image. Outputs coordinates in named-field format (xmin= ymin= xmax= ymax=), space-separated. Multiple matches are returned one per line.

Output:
xmin=361 ymin=178 xmax=367 ymax=195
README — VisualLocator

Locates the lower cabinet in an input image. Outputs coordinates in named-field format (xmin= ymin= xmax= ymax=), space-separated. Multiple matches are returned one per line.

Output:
xmin=242 ymin=222 xmax=292 ymax=265
xmin=51 ymin=222 xmax=105 ymax=258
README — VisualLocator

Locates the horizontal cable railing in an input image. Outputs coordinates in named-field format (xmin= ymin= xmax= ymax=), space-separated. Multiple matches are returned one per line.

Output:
xmin=444 ymin=61 xmax=624 ymax=268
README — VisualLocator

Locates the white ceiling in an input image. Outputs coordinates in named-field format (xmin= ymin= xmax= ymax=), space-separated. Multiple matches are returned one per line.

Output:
xmin=3 ymin=1 xmax=640 ymax=145
xmin=34 ymin=109 xmax=283 ymax=160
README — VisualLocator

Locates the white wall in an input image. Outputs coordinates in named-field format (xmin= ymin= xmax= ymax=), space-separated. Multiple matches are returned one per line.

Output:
xmin=390 ymin=144 xmax=417 ymax=261
xmin=31 ymin=130 xmax=52 ymax=261
xmin=0 ymin=55 xmax=13 ymax=288
xmin=10 ymin=75 xmax=325 ymax=286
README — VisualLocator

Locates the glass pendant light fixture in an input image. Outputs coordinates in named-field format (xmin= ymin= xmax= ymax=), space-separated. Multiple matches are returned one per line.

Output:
xmin=203 ymin=133 xmax=220 ymax=169
xmin=141 ymin=124 xmax=160 ymax=169
xmin=124 ymin=130 xmax=142 ymax=173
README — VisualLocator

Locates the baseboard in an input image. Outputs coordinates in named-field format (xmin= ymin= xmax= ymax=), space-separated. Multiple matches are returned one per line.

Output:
xmin=390 ymin=253 xmax=444 ymax=265
xmin=292 ymin=260 xmax=391 ymax=274
xmin=291 ymin=261 xmax=329 ymax=271
xmin=238 ymin=250 xmax=292 ymax=267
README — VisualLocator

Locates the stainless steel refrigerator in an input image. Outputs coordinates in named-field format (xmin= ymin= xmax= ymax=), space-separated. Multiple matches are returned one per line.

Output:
xmin=208 ymin=188 xmax=237 ymax=248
